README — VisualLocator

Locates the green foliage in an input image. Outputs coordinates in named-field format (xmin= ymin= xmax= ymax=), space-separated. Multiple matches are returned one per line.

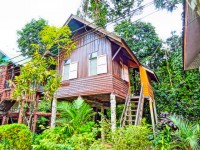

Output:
xmin=154 ymin=0 xmax=182 ymax=11
xmin=153 ymin=32 xmax=200 ymax=121
xmin=39 ymin=25 xmax=76 ymax=56
xmin=153 ymin=125 xmax=174 ymax=150
xmin=114 ymin=20 xmax=163 ymax=68
xmin=153 ymin=115 xmax=200 ymax=150
xmin=169 ymin=115 xmax=200 ymax=150
xmin=17 ymin=18 xmax=48 ymax=57
xmin=57 ymin=98 xmax=95 ymax=129
xmin=110 ymin=125 xmax=151 ymax=150
xmin=33 ymin=125 xmax=74 ymax=150
xmin=13 ymin=52 xmax=61 ymax=102
xmin=0 ymin=124 xmax=32 ymax=150
xmin=78 ymin=0 xmax=143 ymax=28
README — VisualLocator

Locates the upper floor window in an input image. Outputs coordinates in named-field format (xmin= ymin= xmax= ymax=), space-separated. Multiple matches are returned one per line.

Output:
xmin=62 ymin=59 xmax=78 ymax=81
xmin=89 ymin=52 xmax=107 ymax=76
xmin=120 ymin=61 xmax=129 ymax=82
xmin=89 ymin=52 xmax=97 ymax=76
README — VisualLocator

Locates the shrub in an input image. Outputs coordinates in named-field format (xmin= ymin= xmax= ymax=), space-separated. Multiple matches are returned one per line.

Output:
xmin=111 ymin=125 xmax=151 ymax=150
xmin=0 ymin=123 xmax=32 ymax=150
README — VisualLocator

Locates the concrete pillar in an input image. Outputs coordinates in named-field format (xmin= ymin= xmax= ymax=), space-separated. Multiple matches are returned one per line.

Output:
xmin=110 ymin=93 xmax=116 ymax=132
xmin=50 ymin=97 xmax=57 ymax=128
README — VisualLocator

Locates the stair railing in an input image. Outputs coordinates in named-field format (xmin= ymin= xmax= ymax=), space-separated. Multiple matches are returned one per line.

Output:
xmin=120 ymin=94 xmax=130 ymax=127
xmin=135 ymin=84 xmax=144 ymax=125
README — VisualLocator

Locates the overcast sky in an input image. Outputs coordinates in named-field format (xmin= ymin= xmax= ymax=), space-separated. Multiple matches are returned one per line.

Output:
xmin=0 ymin=0 xmax=182 ymax=59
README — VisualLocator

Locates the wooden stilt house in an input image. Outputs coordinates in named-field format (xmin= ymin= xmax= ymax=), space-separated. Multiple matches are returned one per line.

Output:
xmin=55 ymin=15 xmax=159 ymax=130
xmin=0 ymin=51 xmax=52 ymax=131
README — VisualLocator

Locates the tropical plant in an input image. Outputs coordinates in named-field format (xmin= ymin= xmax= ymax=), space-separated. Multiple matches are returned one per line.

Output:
xmin=56 ymin=98 xmax=95 ymax=129
xmin=0 ymin=124 xmax=32 ymax=150
xmin=169 ymin=115 xmax=200 ymax=150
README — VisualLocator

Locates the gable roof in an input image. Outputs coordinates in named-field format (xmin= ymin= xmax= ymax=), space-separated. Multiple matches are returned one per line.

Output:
xmin=64 ymin=14 xmax=158 ymax=82
xmin=64 ymin=14 xmax=141 ymax=66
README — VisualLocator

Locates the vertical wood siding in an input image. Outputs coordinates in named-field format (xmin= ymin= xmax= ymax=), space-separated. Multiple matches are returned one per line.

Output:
xmin=139 ymin=66 xmax=154 ymax=98
xmin=57 ymin=32 xmax=115 ymax=99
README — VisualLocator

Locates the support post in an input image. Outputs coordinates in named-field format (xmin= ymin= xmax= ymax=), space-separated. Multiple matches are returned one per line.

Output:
xmin=110 ymin=93 xmax=116 ymax=132
xmin=101 ymin=105 xmax=105 ymax=142
xmin=153 ymin=99 xmax=158 ymax=124
xmin=2 ymin=115 xmax=7 ymax=125
xmin=149 ymin=99 xmax=155 ymax=136
xmin=18 ymin=100 xmax=25 ymax=124
xmin=51 ymin=96 xmax=57 ymax=128
xmin=32 ymin=94 xmax=39 ymax=132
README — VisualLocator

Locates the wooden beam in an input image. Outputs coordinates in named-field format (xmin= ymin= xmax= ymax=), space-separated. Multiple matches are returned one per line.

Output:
xmin=32 ymin=94 xmax=39 ymax=132
xmin=153 ymin=99 xmax=158 ymax=124
xmin=149 ymin=99 xmax=155 ymax=136
xmin=112 ymin=47 xmax=122 ymax=60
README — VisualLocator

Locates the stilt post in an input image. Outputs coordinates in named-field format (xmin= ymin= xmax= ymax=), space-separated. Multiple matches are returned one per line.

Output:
xmin=110 ymin=93 xmax=116 ymax=132
xmin=51 ymin=96 xmax=57 ymax=128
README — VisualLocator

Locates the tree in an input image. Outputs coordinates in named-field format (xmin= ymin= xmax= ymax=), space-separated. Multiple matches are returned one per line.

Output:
xmin=154 ymin=0 xmax=182 ymax=11
xmin=13 ymin=25 xmax=76 ymax=129
xmin=12 ymin=52 xmax=61 ymax=128
xmin=77 ymin=0 xmax=143 ymax=28
xmin=77 ymin=0 xmax=182 ymax=28
xmin=153 ymin=32 xmax=200 ymax=121
xmin=114 ymin=20 xmax=163 ymax=68
xmin=17 ymin=18 xmax=48 ymax=57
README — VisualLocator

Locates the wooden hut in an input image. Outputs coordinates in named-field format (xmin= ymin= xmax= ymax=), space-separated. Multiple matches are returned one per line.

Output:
xmin=0 ymin=50 xmax=20 ymax=124
xmin=54 ymin=15 xmax=159 ymax=131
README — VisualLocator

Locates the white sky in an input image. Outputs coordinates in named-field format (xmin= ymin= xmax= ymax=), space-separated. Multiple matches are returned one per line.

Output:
xmin=0 ymin=0 xmax=183 ymax=59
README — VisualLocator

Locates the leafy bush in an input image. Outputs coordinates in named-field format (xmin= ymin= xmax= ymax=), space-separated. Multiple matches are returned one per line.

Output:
xmin=110 ymin=125 xmax=151 ymax=150
xmin=33 ymin=125 xmax=74 ymax=150
xmin=0 ymin=123 xmax=32 ymax=150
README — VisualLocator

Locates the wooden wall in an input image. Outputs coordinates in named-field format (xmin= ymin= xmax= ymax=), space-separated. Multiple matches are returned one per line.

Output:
xmin=184 ymin=3 xmax=200 ymax=69
xmin=57 ymin=31 xmax=130 ymax=101
xmin=139 ymin=66 xmax=154 ymax=99
xmin=59 ymin=31 xmax=112 ymax=78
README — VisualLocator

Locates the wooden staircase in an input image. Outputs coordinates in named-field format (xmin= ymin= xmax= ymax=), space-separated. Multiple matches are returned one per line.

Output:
xmin=120 ymin=85 xmax=144 ymax=127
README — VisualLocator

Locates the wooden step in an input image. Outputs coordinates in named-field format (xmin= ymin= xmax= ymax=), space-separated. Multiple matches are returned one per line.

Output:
xmin=130 ymin=96 xmax=140 ymax=100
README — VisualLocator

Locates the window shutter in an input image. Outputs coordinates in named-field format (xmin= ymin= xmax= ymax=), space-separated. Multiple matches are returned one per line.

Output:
xmin=62 ymin=64 xmax=70 ymax=81
xmin=69 ymin=62 xmax=78 ymax=79
xmin=123 ymin=65 xmax=129 ymax=82
xmin=97 ymin=55 xmax=107 ymax=74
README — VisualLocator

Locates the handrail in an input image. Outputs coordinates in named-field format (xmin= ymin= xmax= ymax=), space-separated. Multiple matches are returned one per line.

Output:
xmin=135 ymin=84 xmax=144 ymax=125
xmin=120 ymin=94 xmax=130 ymax=127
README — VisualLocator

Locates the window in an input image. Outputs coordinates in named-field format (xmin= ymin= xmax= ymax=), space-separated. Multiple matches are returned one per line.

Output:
xmin=62 ymin=59 xmax=71 ymax=81
xmin=89 ymin=52 xmax=97 ymax=76
xmin=62 ymin=59 xmax=78 ymax=81
xmin=121 ymin=62 xmax=129 ymax=82
xmin=89 ymin=52 xmax=107 ymax=76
